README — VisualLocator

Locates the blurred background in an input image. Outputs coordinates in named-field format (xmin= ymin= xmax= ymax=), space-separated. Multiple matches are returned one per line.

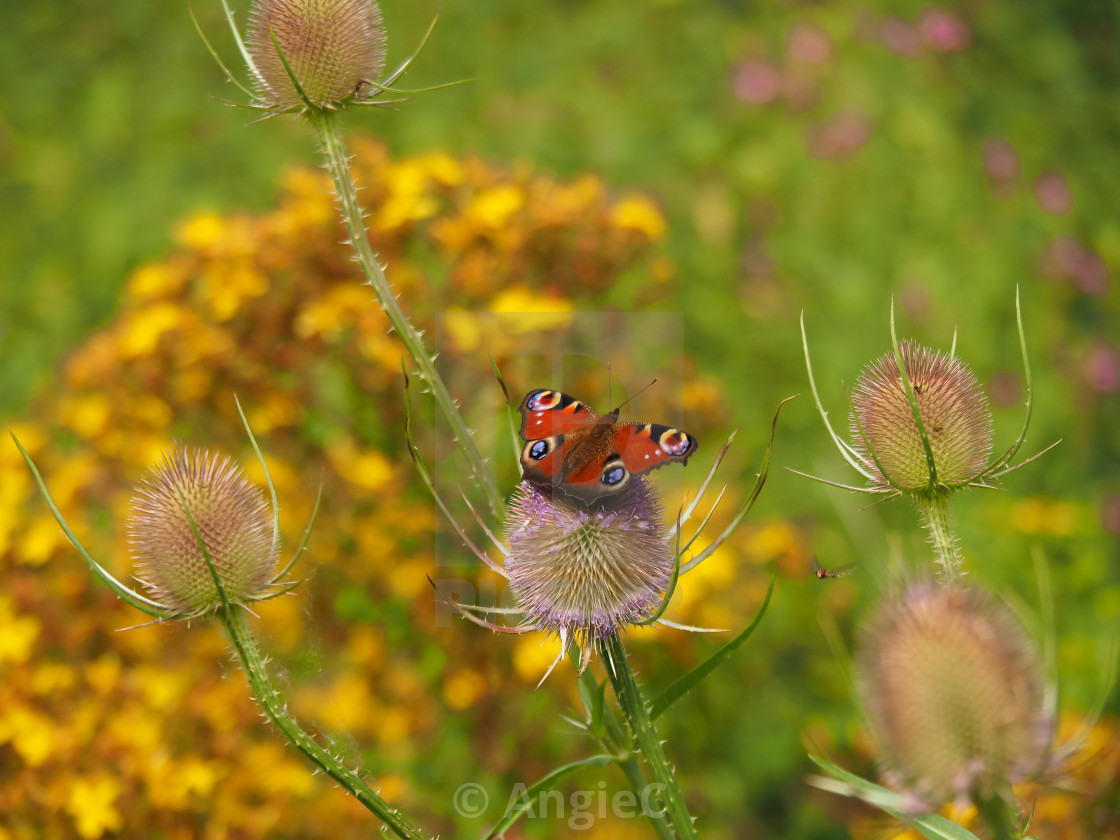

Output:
xmin=1 ymin=0 xmax=1117 ymax=837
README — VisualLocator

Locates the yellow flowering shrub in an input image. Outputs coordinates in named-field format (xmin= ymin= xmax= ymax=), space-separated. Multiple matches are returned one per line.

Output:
xmin=0 ymin=139 xmax=702 ymax=838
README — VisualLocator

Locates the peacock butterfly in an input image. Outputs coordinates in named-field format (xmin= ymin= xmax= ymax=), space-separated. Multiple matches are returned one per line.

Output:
xmin=517 ymin=388 xmax=698 ymax=505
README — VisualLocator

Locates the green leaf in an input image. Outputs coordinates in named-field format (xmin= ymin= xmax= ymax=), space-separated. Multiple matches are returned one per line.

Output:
xmin=483 ymin=755 xmax=618 ymax=839
xmin=9 ymin=430 xmax=171 ymax=619
xmin=808 ymin=755 xmax=984 ymax=840
xmin=590 ymin=677 xmax=608 ymax=739
xmin=648 ymin=577 xmax=774 ymax=720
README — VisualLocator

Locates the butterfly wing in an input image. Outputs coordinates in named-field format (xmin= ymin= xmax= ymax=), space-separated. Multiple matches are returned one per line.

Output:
xmin=614 ymin=423 xmax=698 ymax=475
xmin=518 ymin=390 xmax=599 ymax=490
xmin=557 ymin=423 xmax=699 ymax=503
xmin=518 ymin=389 xmax=598 ymax=439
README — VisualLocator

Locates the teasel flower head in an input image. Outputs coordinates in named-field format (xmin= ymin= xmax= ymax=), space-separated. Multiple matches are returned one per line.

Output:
xmin=850 ymin=340 xmax=993 ymax=494
xmin=128 ymin=447 xmax=280 ymax=617
xmin=800 ymin=297 xmax=1056 ymax=505
xmin=195 ymin=0 xmax=453 ymax=120
xmin=504 ymin=478 xmax=674 ymax=649
xmin=856 ymin=582 xmax=1052 ymax=808
xmin=246 ymin=0 xmax=387 ymax=112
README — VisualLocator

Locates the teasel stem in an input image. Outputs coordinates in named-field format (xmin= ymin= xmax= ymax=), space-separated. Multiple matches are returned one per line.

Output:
xmin=307 ymin=109 xmax=502 ymax=516
xmin=219 ymin=606 xmax=428 ymax=839
xmin=973 ymin=792 xmax=1017 ymax=840
xmin=917 ymin=492 xmax=963 ymax=582
xmin=574 ymin=662 xmax=676 ymax=840
xmin=602 ymin=634 xmax=698 ymax=840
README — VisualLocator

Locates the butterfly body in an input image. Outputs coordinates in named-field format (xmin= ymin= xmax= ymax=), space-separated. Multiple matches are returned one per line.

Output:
xmin=518 ymin=388 xmax=697 ymax=505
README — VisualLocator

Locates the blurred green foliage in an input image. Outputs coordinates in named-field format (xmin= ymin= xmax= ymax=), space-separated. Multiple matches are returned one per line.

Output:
xmin=2 ymin=0 xmax=1117 ymax=837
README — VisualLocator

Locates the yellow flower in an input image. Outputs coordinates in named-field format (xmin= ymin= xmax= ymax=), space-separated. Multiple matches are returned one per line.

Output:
xmin=345 ymin=626 xmax=385 ymax=669
xmin=306 ymin=673 xmax=375 ymax=733
xmin=107 ymin=707 xmax=163 ymax=756
xmin=17 ymin=513 xmax=68 ymax=567
xmin=65 ymin=774 xmax=123 ymax=839
xmin=387 ymin=557 xmax=429 ymax=599
xmin=31 ymin=662 xmax=77 ymax=695
xmin=63 ymin=332 xmax=120 ymax=387
xmin=466 ymin=184 xmax=525 ymax=231
xmin=1010 ymin=497 xmax=1078 ymax=536
xmin=443 ymin=668 xmax=487 ymax=710
xmin=244 ymin=742 xmax=315 ymax=796
xmin=127 ymin=262 xmax=187 ymax=302
xmin=294 ymin=284 xmax=369 ymax=339
xmin=172 ymin=367 xmax=212 ymax=404
xmin=118 ymin=303 xmax=185 ymax=359
xmin=439 ymin=308 xmax=485 ymax=353
xmin=125 ymin=394 xmax=173 ymax=431
xmin=273 ymin=167 xmax=336 ymax=232
xmin=374 ymin=159 xmax=442 ymax=231
xmin=176 ymin=211 xmax=225 ymax=250
xmin=327 ymin=437 xmax=394 ymax=491
xmin=59 ymin=393 xmax=113 ymax=439
xmin=415 ymin=151 xmax=464 ymax=187
xmin=491 ymin=286 xmax=573 ymax=333
xmin=136 ymin=665 xmax=190 ymax=710
xmin=611 ymin=194 xmax=667 ymax=240
xmin=513 ymin=635 xmax=563 ymax=682
xmin=375 ymin=705 xmax=411 ymax=748
xmin=85 ymin=655 xmax=122 ymax=697
xmin=245 ymin=391 xmax=300 ymax=433
xmin=202 ymin=262 xmax=270 ymax=322
xmin=0 ymin=703 xmax=54 ymax=767
xmin=0 ymin=600 xmax=39 ymax=667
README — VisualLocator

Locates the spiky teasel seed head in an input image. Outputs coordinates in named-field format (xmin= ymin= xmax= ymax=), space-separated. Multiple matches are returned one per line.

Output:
xmin=504 ymin=478 xmax=673 ymax=647
xmin=247 ymin=0 xmax=387 ymax=112
xmin=128 ymin=447 xmax=279 ymax=616
xmin=856 ymin=582 xmax=1051 ymax=807
xmin=850 ymin=341 xmax=993 ymax=492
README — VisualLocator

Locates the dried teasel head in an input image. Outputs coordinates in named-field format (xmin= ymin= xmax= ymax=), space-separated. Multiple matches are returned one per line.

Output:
xmin=856 ymin=582 xmax=1052 ymax=806
xmin=850 ymin=341 xmax=994 ymax=493
xmin=247 ymin=0 xmax=387 ymax=112
xmin=128 ymin=447 xmax=279 ymax=616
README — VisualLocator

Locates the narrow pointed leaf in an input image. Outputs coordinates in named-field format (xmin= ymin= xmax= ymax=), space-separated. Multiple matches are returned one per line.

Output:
xmin=808 ymin=755 xmax=984 ymax=840
xmin=10 ymin=431 xmax=170 ymax=618
xmin=483 ymin=755 xmax=619 ymax=839
xmin=636 ymin=523 xmax=682 ymax=626
xmin=235 ymin=395 xmax=281 ymax=564
xmin=682 ymin=396 xmax=793 ymax=574
xmin=188 ymin=2 xmax=254 ymax=97
xmin=218 ymin=0 xmax=260 ymax=81
xmin=269 ymin=25 xmax=316 ymax=112
xmin=649 ymin=577 xmax=774 ymax=720
xmin=801 ymin=312 xmax=876 ymax=478
xmin=889 ymin=298 xmax=938 ymax=490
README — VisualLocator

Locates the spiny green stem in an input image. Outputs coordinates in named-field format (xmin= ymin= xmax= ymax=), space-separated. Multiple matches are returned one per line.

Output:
xmin=918 ymin=493 xmax=963 ymax=582
xmin=973 ymin=792 xmax=1017 ymax=840
xmin=575 ymin=666 xmax=676 ymax=840
xmin=220 ymin=607 xmax=428 ymax=839
xmin=307 ymin=110 xmax=503 ymax=516
xmin=603 ymin=634 xmax=698 ymax=839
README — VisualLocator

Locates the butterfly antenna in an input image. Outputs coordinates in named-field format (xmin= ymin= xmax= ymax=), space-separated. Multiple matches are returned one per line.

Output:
xmin=614 ymin=378 xmax=658 ymax=413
